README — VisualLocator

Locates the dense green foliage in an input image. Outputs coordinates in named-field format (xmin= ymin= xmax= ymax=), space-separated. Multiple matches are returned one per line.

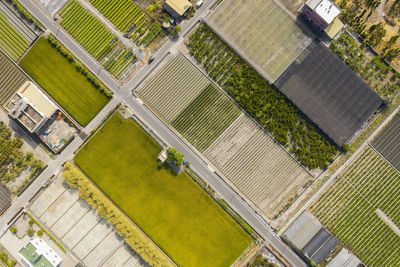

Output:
xmin=63 ymin=162 xmax=171 ymax=267
xmin=166 ymin=147 xmax=184 ymax=166
xmin=187 ymin=24 xmax=337 ymax=169
xmin=19 ymin=37 xmax=110 ymax=126
xmin=0 ymin=10 xmax=29 ymax=61
xmin=0 ymin=121 xmax=44 ymax=189
xmin=247 ymin=254 xmax=276 ymax=267
xmin=172 ymin=84 xmax=240 ymax=152
xmin=74 ymin=113 xmax=252 ymax=267
xmin=330 ymin=33 xmax=400 ymax=99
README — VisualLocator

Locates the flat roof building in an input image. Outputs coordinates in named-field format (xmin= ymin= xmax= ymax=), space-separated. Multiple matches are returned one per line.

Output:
xmin=6 ymin=81 xmax=57 ymax=133
xmin=19 ymin=238 xmax=62 ymax=267
xmin=163 ymin=0 xmax=191 ymax=19
xmin=301 ymin=0 xmax=341 ymax=31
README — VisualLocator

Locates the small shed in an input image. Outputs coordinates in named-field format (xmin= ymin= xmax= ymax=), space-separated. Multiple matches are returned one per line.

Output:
xmin=300 ymin=0 xmax=341 ymax=31
xmin=163 ymin=0 xmax=191 ymax=19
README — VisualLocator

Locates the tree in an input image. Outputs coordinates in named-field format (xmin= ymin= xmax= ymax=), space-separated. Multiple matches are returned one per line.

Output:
xmin=9 ymin=227 xmax=16 ymax=234
xmin=26 ymin=228 xmax=34 ymax=236
xmin=170 ymin=25 xmax=181 ymax=36
xmin=37 ymin=230 xmax=43 ymax=237
xmin=166 ymin=148 xmax=184 ymax=166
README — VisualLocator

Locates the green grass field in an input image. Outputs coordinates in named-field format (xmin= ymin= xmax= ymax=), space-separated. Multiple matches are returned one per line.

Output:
xmin=74 ymin=113 xmax=251 ymax=267
xmin=172 ymin=84 xmax=240 ymax=152
xmin=19 ymin=37 xmax=109 ymax=126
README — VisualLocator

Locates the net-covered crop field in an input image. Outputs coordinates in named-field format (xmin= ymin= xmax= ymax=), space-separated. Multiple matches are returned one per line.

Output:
xmin=187 ymin=24 xmax=337 ymax=170
xmin=311 ymin=147 xmax=400 ymax=266
xmin=206 ymin=0 xmax=311 ymax=82
xmin=172 ymin=84 xmax=240 ymax=152
xmin=0 ymin=50 xmax=27 ymax=105
xmin=59 ymin=0 xmax=136 ymax=79
xmin=87 ymin=0 xmax=146 ymax=32
xmin=0 ymin=1 xmax=37 ymax=61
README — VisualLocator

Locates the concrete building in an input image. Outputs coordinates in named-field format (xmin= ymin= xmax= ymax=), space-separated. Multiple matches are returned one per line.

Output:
xmin=19 ymin=238 xmax=62 ymax=267
xmin=300 ymin=0 xmax=341 ymax=31
xmin=6 ymin=81 xmax=57 ymax=133
xmin=163 ymin=0 xmax=191 ymax=19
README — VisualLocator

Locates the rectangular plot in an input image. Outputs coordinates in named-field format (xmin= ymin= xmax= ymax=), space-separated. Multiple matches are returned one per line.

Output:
xmin=72 ymin=220 xmax=112 ymax=259
xmin=207 ymin=0 xmax=311 ymax=82
xmin=40 ymin=189 xmax=79 ymax=227
xmin=102 ymin=244 xmax=134 ymax=267
xmin=30 ymin=177 xmax=67 ymax=217
xmin=83 ymin=231 xmax=122 ymax=266
xmin=171 ymin=84 xmax=240 ymax=152
xmin=51 ymin=200 xmax=89 ymax=238
xmin=137 ymin=54 xmax=209 ymax=122
xmin=62 ymin=210 xmax=100 ymax=249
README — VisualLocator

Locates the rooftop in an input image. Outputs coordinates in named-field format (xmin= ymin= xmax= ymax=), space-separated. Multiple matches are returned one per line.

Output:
xmin=19 ymin=238 xmax=62 ymax=267
xmin=308 ymin=0 xmax=341 ymax=24
xmin=165 ymin=0 xmax=191 ymax=16
xmin=19 ymin=81 xmax=57 ymax=118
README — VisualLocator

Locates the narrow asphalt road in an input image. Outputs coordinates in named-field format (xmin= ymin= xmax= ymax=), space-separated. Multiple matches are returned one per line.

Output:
xmin=3 ymin=1 xmax=307 ymax=266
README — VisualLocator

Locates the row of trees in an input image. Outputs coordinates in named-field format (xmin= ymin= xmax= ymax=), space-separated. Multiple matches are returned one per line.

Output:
xmin=47 ymin=35 xmax=113 ymax=98
xmin=63 ymin=162 xmax=172 ymax=267
xmin=187 ymin=25 xmax=337 ymax=170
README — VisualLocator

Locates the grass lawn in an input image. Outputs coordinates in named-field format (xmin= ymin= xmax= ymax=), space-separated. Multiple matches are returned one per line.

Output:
xmin=19 ymin=37 xmax=109 ymax=126
xmin=74 ymin=113 xmax=252 ymax=267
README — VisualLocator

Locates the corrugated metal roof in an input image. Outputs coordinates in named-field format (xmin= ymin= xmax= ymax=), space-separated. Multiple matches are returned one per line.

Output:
xmin=165 ymin=0 xmax=191 ymax=16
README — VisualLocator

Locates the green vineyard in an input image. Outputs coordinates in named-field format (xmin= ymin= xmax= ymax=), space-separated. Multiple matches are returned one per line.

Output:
xmin=87 ymin=0 xmax=146 ymax=32
xmin=0 ymin=10 xmax=29 ymax=61
xmin=311 ymin=147 xmax=400 ymax=266
xmin=172 ymin=84 xmax=240 ymax=152
xmin=59 ymin=0 xmax=115 ymax=60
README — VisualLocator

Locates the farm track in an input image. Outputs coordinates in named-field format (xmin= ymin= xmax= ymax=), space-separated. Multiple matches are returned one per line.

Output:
xmin=311 ymin=147 xmax=400 ymax=266
xmin=137 ymin=54 xmax=209 ymax=122
xmin=205 ymin=114 xmax=312 ymax=217
xmin=0 ymin=51 xmax=27 ymax=105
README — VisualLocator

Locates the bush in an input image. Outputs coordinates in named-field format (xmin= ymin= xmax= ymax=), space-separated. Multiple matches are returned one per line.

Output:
xmin=37 ymin=230 xmax=43 ymax=237
xmin=146 ymin=5 xmax=155 ymax=12
xmin=9 ymin=227 xmax=16 ymax=234
xmin=26 ymin=228 xmax=34 ymax=236
xmin=157 ymin=160 xmax=164 ymax=169
xmin=28 ymin=220 xmax=33 ymax=226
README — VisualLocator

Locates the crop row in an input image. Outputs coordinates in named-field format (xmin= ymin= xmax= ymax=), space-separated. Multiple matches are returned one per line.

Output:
xmin=187 ymin=24 xmax=337 ymax=170
xmin=311 ymin=147 xmax=400 ymax=266
xmin=0 ymin=10 xmax=29 ymax=61
xmin=138 ymin=22 xmax=162 ymax=47
xmin=172 ymin=84 xmax=240 ymax=152
xmin=0 ymin=51 xmax=26 ymax=105
xmin=104 ymin=48 xmax=136 ymax=78
xmin=137 ymin=55 xmax=210 ymax=122
xmin=87 ymin=0 xmax=146 ymax=32
xmin=59 ymin=0 xmax=115 ymax=60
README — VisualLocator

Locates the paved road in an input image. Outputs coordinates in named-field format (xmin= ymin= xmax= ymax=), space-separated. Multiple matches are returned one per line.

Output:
xmin=2 ymin=1 xmax=306 ymax=266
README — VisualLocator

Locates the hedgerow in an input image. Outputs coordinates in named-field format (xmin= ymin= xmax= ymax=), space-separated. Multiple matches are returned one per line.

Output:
xmin=47 ymin=35 xmax=112 ymax=98
xmin=187 ymin=24 xmax=337 ymax=169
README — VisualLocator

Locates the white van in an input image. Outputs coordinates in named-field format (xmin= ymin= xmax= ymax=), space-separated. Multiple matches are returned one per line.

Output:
xmin=196 ymin=0 xmax=204 ymax=8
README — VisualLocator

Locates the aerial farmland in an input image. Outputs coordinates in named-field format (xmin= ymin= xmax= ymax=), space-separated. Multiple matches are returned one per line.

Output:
xmin=137 ymin=53 xmax=313 ymax=218
xmin=0 ymin=1 xmax=39 ymax=61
